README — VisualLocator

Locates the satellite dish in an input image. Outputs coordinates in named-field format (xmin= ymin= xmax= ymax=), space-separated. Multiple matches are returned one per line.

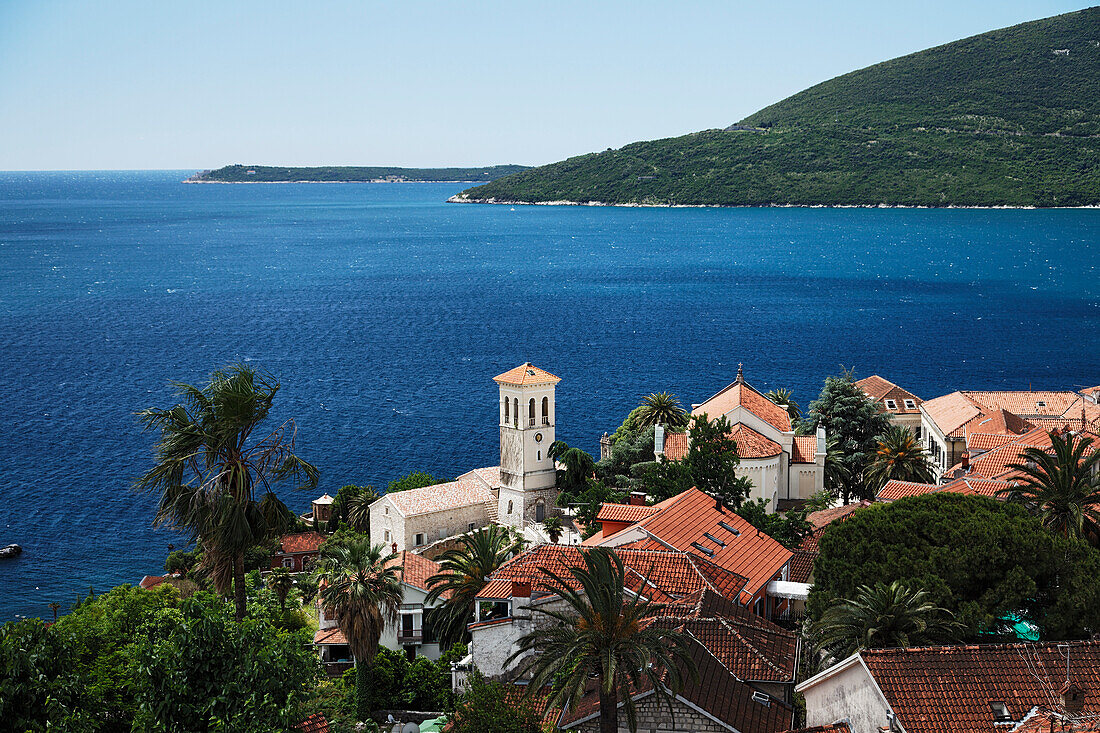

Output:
xmin=401 ymin=723 xmax=421 ymax=733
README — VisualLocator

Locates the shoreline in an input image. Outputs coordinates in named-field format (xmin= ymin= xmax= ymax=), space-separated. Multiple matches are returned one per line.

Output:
xmin=447 ymin=195 xmax=1100 ymax=210
xmin=185 ymin=179 xmax=487 ymax=185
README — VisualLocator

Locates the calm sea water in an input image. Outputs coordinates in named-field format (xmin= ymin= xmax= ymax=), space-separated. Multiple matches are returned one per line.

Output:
xmin=1 ymin=170 xmax=1097 ymax=619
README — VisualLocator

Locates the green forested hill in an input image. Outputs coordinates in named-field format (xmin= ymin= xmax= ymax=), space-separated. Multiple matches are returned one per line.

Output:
xmin=188 ymin=164 xmax=528 ymax=183
xmin=454 ymin=8 xmax=1100 ymax=207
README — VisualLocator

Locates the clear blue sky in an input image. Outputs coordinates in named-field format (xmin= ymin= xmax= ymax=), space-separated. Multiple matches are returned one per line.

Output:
xmin=0 ymin=1 xmax=1091 ymax=170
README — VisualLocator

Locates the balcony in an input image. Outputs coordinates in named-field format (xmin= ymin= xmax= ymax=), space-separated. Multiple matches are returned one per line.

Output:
xmin=397 ymin=630 xmax=423 ymax=645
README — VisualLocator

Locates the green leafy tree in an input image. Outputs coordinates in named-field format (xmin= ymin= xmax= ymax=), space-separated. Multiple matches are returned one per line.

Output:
xmin=134 ymin=364 xmax=318 ymax=621
xmin=550 ymin=440 xmax=598 ymax=502
xmin=509 ymin=548 xmax=698 ymax=733
xmin=268 ymin=566 xmax=294 ymax=613
xmin=736 ymin=498 xmax=813 ymax=549
xmin=635 ymin=392 xmax=689 ymax=429
xmin=685 ymin=414 xmax=753 ymax=508
xmin=571 ymin=479 xmax=627 ymax=539
xmin=823 ymin=434 xmax=850 ymax=500
xmin=0 ymin=619 xmax=91 ymax=731
xmin=865 ymin=425 xmax=934 ymax=491
xmin=765 ymin=388 xmax=802 ymax=421
xmin=315 ymin=538 xmax=403 ymax=722
xmin=332 ymin=484 xmax=380 ymax=533
xmin=802 ymin=370 xmax=890 ymax=502
xmin=633 ymin=458 xmax=695 ymax=503
xmin=447 ymin=671 xmax=544 ymax=733
xmin=999 ymin=431 xmax=1100 ymax=539
xmin=425 ymin=526 xmax=524 ymax=647
xmin=607 ymin=405 xmax=647 ymax=446
xmin=809 ymin=493 xmax=1100 ymax=639
xmin=388 ymin=472 xmax=446 ymax=494
xmin=811 ymin=581 xmax=962 ymax=662
xmin=596 ymin=425 xmax=657 ymax=488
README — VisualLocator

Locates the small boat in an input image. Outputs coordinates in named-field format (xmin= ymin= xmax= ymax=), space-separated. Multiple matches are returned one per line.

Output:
xmin=0 ymin=544 xmax=22 ymax=559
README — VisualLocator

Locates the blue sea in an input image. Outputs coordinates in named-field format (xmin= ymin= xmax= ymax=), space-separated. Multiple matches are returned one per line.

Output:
xmin=1 ymin=170 xmax=1097 ymax=620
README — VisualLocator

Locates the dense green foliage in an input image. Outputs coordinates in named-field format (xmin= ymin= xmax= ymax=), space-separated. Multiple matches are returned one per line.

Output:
xmin=999 ymin=431 xmax=1100 ymax=539
xmin=388 ymin=471 xmax=448 ymax=494
xmin=684 ymin=414 xmax=753 ymax=508
xmin=735 ymin=498 xmax=813 ymax=549
xmin=191 ymin=164 xmax=529 ymax=183
xmin=352 ymin=644 xmax=467 ymax=712
xmin=456 ymin=9 xmax=1100 ymax=207
xmin=809 ymin=494 xmax=1100 ymax=640
xmin=0 ymin=584 xmax=320 ymax=732
xmin=331 ymin=484 xmax=380 ymax=533
xmin=447 ymin=672 xmax=545 ymax=733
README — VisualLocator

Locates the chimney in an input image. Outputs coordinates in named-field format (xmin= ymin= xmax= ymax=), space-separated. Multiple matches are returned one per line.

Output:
xmin=511 ymin=580 xmax=532 ymax=598
xmin=1061 ymin=682 xmax=1085 ymax=714
xmin=715 ymin=495 xmax=724 ymax=513
xmin=629 ymin=491 xmax=647 ymax=506
xmin=961 ymin=451 xmax=970 ymax=470
xmin=654 ymin=423 xmax=666 ymax=459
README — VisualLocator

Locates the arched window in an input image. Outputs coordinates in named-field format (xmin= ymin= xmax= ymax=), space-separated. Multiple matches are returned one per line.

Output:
xmin=504 ymin=398 xmax=509 ymax=423
xmin=529 ymin=399 xmax=536 ymax=427
xmin=507 ymin=500 xmax=514 ymax=514
xmin=513 ymin=398 xmax=519 ymax=427
xmin=535 ymin=499 xmax=546 ymax=523
xmin=542 ymin=396 xmax=549 ymax=425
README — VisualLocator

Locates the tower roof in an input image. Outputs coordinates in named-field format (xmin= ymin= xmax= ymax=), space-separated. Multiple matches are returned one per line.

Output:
xmin=493 ymin=362 xmax=561 ymax=386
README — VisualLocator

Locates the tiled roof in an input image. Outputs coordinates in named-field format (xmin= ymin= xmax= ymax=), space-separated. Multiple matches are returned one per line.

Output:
xmin=783 ymin=725 xmax=851 ymax=733
xmin=878 ymin=480 xmax=941 ymax=501
xmin=879 ymin=477 xmax=1014 ymax=502
xmin=788 ymin=550 xmax=816 ymax=585
xmin=474 ymin=579 xmax=514 ymax=600
xmin=806 ymin=502 xmax=869 ymax=531
xmin=731 ymin=424 xmax=784 ymax=459
xmin=693 ymin=379 xmax=793 ymax=433
xmin=609 ymin=488 xmax=793 ymax=601
xmin=856 ymin=376 xmax=922 ymax=414
xmin=792 ymin=502 xmax=870 ymax=582
xmin=596 ymin=503 xmax=661 ymax=524
xmin=965 ymin=432 xmax=1021 ymax=454
xmin=295 ymin=714 xmax=332 ymax=733
xmin=493 ymin=362 xmax=560 ymax=386
xmin=487 ymin=544 xmax=748 ymax=604
xmin=314 ymin=627 xmax=347 ymax=645
xmin=312 ymin=493 xmax=334 ymax=505
xmin=923 ymin=392 xmax=984 ymax=439
xmin=460 ymin=465 xmax=503 ymax=490
xmin=965 ymin=408 xmax=1034 ymax=437
xmin=962 ymin=390 xmax=1085 ymax=418
xmin=662 ymin=430 xmax=690 ymax=461
xmin=1011 ymin=708 xmax=1100 ymax=733
xmin=792 ymin=435 xmax=819 ymax=463
xmin=397 ymin=551 xmax=443 ymax=593
xmin=860 ymin=640 xmax=1100 ymax=733
xmin=379 ymin=473 xmax=494 ymax=516
xmin=964 ymin=428 xmax=1081 ymax=480
xmin=926 ymin=390 xmax=1100 ymax=440
xmin=139 ymin=575 xmax=167 ymax=589
xmin=278 ymin=532 xmax=326 ymax=555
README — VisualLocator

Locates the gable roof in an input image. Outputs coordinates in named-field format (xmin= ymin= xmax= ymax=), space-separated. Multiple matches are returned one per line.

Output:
xmin=603 ymin=488 xmax=793 ymax=601
xmin=377 ymin=472 xmax=494 ymax=517
xmin=961 ymin=428 xmax=1098 ymax=481
xmin=693 ymin=376 xmax=793 ymax=433
xmin=313 ymin=627 xmax=348 ymax=645
xmin=662 ymin=430 xmax=690 ymax=461
xmin=278 ymin=532 xmax=326 ymax=555
xmin=860 ymin=640 xmax=1100 ymax=733
xmin=925 ymin=390 xmax=1100 ymax=441
xmin=792 ymin=435 xmax=819 ymax=463
xmin=295 ymin=714 xmax=332 ymax=733
xmin=923 ymin=392 xmax=985 ymax=439
xmin=396 ymin=551 xmax=443 ymax=593
xmin=493 ymin=362 xmax=560 ymax=386
xmin=596 ymin=502 xmax=662 ymax=524
xmin=856 ymin=376 xmax=922 ymax=414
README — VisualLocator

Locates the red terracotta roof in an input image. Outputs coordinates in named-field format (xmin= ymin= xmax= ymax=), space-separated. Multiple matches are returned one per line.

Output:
xmin=396 ymin=551 xmax=443 ymax=593
xmin=965 ymin=432 xmax=1021 ymax=454
xmin=783 ymin=725 xmax=851 ymax=733
xmin=474 ymin=579 xmax=514 ymax=600
xmin=493 ymin=362 xmax=560 ymax=386
xmin=693 ymin=379 xmax=793 ymax=433
xmin=1011 ymin=708 xmax=1100 ymax=733
xmin=966 ymin=407 xmax=1034 ymax=437
xmin=860 ymin=640 xmax=1100 ymax=733
xmin=139 ymin=575 xmax=167 ymax=589
xmin=878 ymin=480 xmax=941 ymax=502
xmin=788 ymin=550 xmax=816 ymax=585
xmin=731 ymin=423 xmax=784 ymax=459
xmin=806 ymin=502 xmax=868 ymax=531
xmin=965 ymin=428 xmax=1061 ymax=480
xmin=792 ymin=435 xmax=819 ymax=463
xmin=278 ymin=532 xmax=325 ymax=555
xmin=856 ymin=376 xmax=922 ymax=414
xmin=313 ymin=627 xmax=347 ymax=645
xmin=295 ymin=714 xmax=332 ymax=733
xmin=662 ymin=430 xmax=690 ymax=461
xmin=606 ymin=488 xmax=793 ymax=601
xmin=923 ymin=392 xmax=984 ymax=439
xmin=792 ymin=502 xmax=870 ymax=582
xmin=596 ymin=503 xmax=661 ymax=523
xmin=926 ymin=390 xmax=1100 ymax=441
xmin=879 ymin=477 xmax=1014 ymax=502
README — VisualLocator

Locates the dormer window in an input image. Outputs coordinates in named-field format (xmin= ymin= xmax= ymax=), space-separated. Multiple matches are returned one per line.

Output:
xmin=990 ymin=701 xmax=1012 ymax=722
xmin=885 ymin=399 xmax=898 ymax=410
xmin=904 ymin=399 xmax=916 ymax=409
xmin=718 ymin=521 xmax=741 ymax=536
xmin=1036 ymin=400 xmax=1047 ymax=409
xmin=752 ymin=691 xmax=771 ymax=707
xmin=703 ymin=532 xmax=726 ymax=547
xmin=690 ymin=541 xmax=715 ymax=557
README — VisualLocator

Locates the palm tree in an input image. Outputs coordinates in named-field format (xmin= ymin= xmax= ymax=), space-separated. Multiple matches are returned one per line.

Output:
xmin=268 ymin=566 xmax=293 ymax=613
xmin=634 ymin=392 xmax=689 ymax=429
xmin=425 ymin=525 xmax=524 ymax=648
xmin=315 ymin=538 xmax=403 ymax=722
xmin=346 ymin=488 xmax=381 ymax=532
xmin=824 ymin=434 xmax=850 ymax=501
xmin=509 ymin=548 xmax=698 ymax=733
xmin=135 ymin=364 xmax=318 ymax=621
xmin=865 ymin=425 xmax=934 ymax=491
xmin=999 ymin=431 xmax=1100 ymax=539
xmin=811 ymin=581 xmax=960 ymax=662
xmin=765 ymin=388 xmax=801 ymax=421
xmin=48 ymin=602 xmax=60 ymax=622
xmin=543 ymin=515 xmax=564 ymax=543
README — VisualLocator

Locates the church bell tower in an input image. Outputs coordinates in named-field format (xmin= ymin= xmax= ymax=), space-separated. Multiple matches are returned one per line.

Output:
xmin=494 ymin=363 xmax=560 ymax=528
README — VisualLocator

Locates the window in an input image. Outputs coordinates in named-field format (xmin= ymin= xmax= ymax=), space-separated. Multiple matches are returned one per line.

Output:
xmin=542 ymin=396 xmax=549 ymax=425
xmin=468 ymin=522 xmax=476 ymax=532
xmin=537 ymin=450 xmax=541 ymax=461
xmin=885 ymin=399 xmax=898 ymax=410
xmin=414 ymin=533 xmax=425 ymax=546
xmin=282 ymin=557 xmax=293 ymax=568
xmin=990 ymin=702 xmax=1012 ymax=722
xmin=703 ymin=532 xmax=726 ymax=547
xmin=904 ymin=399 xmax=916 ymax=410
xmin=507 ymin=500 xmax=513 ymax=514
xmin=529 ymin=399 xmax=536 ymax=427
xmin=384 ymin=530 xmax=391 ymax=542
xmin=718 ymin=520 xmax=741 ymax=536
xmin=504 ymin=398 xmax=509 ymax=423
xmin=690 ymin=541 xmax=715 ymax=557
xmin=535 ymin=500 xmax=546 ymax=523
xmin=513 ymin=398 xmax=518 ymax=427
xmin=1036 ymin=400 xmax=1047 ymax=409
xmin=384 ymin=506 xmax=389 ymax=515
xmin=752 ymin=691 xmax=771 ymax=707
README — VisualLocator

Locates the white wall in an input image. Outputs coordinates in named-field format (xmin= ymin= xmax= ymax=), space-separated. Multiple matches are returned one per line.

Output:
xmin=799 ymin=658 xmax=894 ymax=733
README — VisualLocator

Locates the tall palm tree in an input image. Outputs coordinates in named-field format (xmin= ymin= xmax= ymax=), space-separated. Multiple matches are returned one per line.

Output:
xmin=267 ymin=566 xmax=293 ymax=613
xmin=999 ymin=431 xmax=1100 ymax=540
xmin=346 ymin=488 xmax=381 ymax=532
xmin=509 ymin=548 xmax=698 ymax=733
xmin=865 ymin=425 xmax=934 ymax=491
xmin=315 ymin=538 xmax=403 ymax=722
xmin=811 ymin=581 xmax=960 ymax=662
xmin=634 ymin=392 xmax=689 ymax=429
xmin=425 ymin=525 xmax=524 ymax=647
xmin=765 ymin=388 xmax=801 ymax=421
xmin=135 ymin=364 xmax=318 ymax=621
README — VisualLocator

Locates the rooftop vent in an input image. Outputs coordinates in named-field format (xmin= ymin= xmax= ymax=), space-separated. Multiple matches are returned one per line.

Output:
xmin=690 ymin=542 xmax=715 ymax=557
xmin=752 ymin=691 xmax=771 ymax=707
xmin=1036 ymin=400 xmax=1047 ymax=409
xmin=718 ymin=520 xmax=741 ymax=536
xmin=990 ymin=701 xmax=1012 ymax=723
xmin=703 ymin=532 xmax=727 ymax=547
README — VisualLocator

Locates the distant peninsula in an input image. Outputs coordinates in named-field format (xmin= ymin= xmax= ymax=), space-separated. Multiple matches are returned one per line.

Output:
xmin=452 ymin=8 xmax=1100 ymax=208
xmin=186 ymin=164 xmax=530 ymax=184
